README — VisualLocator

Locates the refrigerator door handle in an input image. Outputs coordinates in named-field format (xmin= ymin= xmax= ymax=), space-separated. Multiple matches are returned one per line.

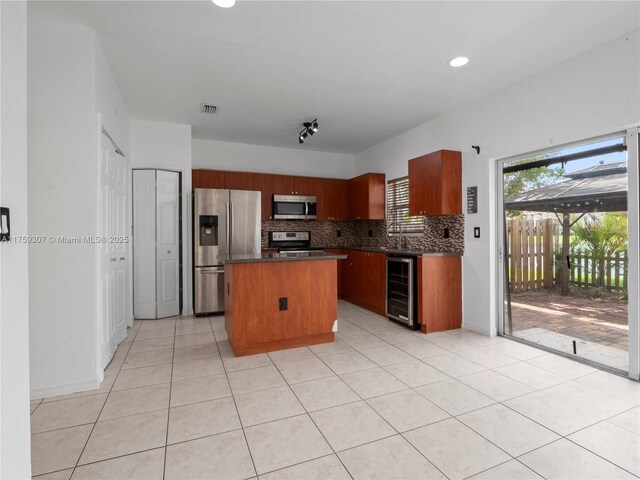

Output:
xmin=225 ymin=201 xmax=230 ymax=256
xmin=230 ymin=202 xmax=235 ymax=255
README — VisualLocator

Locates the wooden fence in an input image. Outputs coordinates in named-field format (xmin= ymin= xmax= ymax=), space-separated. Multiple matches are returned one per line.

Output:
xmin=507 ymin=218 xmax=557 ymax=293
xmin=506 ymin=218 xmax=627 ymax=293
xmin=570 ymin=250 xmax=628 ymax=291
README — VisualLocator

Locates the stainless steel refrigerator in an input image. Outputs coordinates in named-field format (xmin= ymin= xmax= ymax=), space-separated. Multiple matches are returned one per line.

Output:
xmin=194 ymin=188 xmax=261 ymax=314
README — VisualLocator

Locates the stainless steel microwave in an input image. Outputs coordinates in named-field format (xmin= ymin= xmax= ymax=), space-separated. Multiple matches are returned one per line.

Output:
xmin=273 ymin=195 xmax=317 ymax=220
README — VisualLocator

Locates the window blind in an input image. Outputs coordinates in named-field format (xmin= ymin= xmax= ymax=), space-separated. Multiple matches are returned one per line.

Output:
xmin=387 ymin=177 xmax=423 ymax=234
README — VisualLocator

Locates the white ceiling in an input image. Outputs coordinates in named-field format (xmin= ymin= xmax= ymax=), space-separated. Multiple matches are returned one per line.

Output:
xmin=30 ymin=1 xmax=640 ymax=154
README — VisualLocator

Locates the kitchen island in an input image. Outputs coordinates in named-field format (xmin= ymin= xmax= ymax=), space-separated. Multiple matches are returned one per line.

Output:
xmin=223 ymin=251 xmax=347 ymax=356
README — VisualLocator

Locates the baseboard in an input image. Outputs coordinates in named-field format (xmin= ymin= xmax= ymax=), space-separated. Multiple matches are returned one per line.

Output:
xmin=31 ymin=378 xmax=100 ymax=401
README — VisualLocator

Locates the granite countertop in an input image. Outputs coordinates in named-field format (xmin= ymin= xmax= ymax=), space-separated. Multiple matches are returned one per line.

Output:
xmin=341 ymin=246 xmax=463 ymax=257
xmin=223 ymin=251 xmax=347 ymax=264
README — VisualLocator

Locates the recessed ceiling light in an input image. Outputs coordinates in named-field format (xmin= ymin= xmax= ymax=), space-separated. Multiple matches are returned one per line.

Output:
xmin=212 ymin=0 xmax=235 ymax=8
xmin=448 ymin=56 xmax=469 ymax=67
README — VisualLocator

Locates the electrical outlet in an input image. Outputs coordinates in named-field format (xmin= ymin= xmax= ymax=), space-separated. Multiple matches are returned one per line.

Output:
xmin=336 ymin=230 xmax=341 ymax=237
xmin=368 ymin=229 xmax=373 ymax=237
xmin=443 ymin=228 xmax=450 ymax=239
xmin=279 ymin=297 xmax=288 ymax=311
xmin=474 ymin=227 xmax=481 ymax=238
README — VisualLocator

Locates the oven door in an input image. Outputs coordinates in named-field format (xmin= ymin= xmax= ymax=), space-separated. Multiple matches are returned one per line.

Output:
xmin=273 ymin=195 xmax=309 ymax=219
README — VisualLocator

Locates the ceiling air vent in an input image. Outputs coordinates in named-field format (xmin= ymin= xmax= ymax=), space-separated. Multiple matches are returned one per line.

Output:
xmin=201 ymin=104 xmax=217 ymax=114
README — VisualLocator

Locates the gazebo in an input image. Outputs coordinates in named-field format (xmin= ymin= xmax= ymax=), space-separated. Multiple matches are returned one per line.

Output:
xmin=504 ymin=162 xmax=628 ymax=295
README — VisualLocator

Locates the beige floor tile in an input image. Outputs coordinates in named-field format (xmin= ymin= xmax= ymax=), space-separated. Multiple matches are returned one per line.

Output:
xmin=367 ymin=389 xmax=449 ymax=432
xmin=526 ymin=353 xmax=597 ymax=379
xmin=518 ymin=439 xmax=636 ymax=480
xmin=227 ymin=366 xmax=286 ymax=396
xmin=415 ymin=379 xmax=496 ymax=416
xmin=457 ymin=370 xmax=534 ymax=402
xmin=342 ymin=333 xmax=389 ymax=350
xmin=310 ymin=401 xmax=395 ymax=452
xmin=168 ymin=397 xmax=241 ymax=444
xmin=276 ymin=357 xmax=335 ymax=384
xmin=31 ymin=425 xmax=93 ymax=476
xmin=122 ymin=349 xmax=173 ymax=370
xmin=33 ymin=468 xmax=73 ymax=480
xmin=424 ymin=335 xmax=481 ymax=352
xmin=72 ymin=448 xmax=165 ymax=480
xmin=338 ymin=435 xmax=446 ymax=480
xmin=493 ymin=362 xmax=567 ymax=390
xmin=221 ymin=352 xmax=273 ymax=372
xmin=234 ymin=386 xmax=305 ymax=427
xmin=403 ymin=418 xmax=510 ymax=480
xmin=139 ymin=318 xmax=176 ymax=330
xmin=458 ymin=347 xmax=521 ymax=369
xmin=259 ymin=455 xmax=350 ymax=480
xmin=41 ymin=376 xmax=114 ymax=403
xmin=244 ymin=415 xmax=332 ymax=475
xmin=490 ymin=341 xmax=547 ymax=360
xmin=173 ymin=344 xmax=219 ymax=363
xmin=267 ymin=346 xmax=315 ymax=365
xmin=175 ymin=322 xmax=213 ymax=336
xmin=79 ymin=410 xmax=168 ymax=465
xmin=174 ymin=332 xmax=215 ymax=348
xmin=373 ymin=329 xmax=419 ymax=345
xmin=320 ymin=351 xmax=377 ymax=375
xmin=165 ymin=429 xmax=255 ymax=480
xmin=112 ymin=364 xmax=172 ymax=391
xmin=99 ymin=383 xmax=170 ymax=421
xmin=458 ymin=404 xmax=559 ymax=456
xmin=422 ymin=353 xmax=486 ymax=377
xmin=568 ymin=421 xmax=640 ymax=476
xmin=395 ymin=340 xmax=449 ymax=358
xmin=340 ymin=367 xmax=408 ymax=399
xmin=359 ymin=345 xmax=414 ymax=366
xmin=170 ymin=373 xmax=231 ymax=407
xmin=129 ymin=336 xmax=174 ymax=354
xmin=134 ymin=326 xmax=175 ymax=341
xmin=308 ymin=339 xmax=354 ymax=357
xmin=504 ymin=381 xmax=636 ymax=436
xmin=607 ymin=406 xmax=640 ymax=435
xmin=31 ymin=395 xmax=107 ymax=434
xmin=468 ymin=460 xmax=543 ymax=479
xmin=171 ymin=356 xmax=224 ymax=381
xmin=384 ymin=359 xmax=449 ymax=387
xmin=575 ymin=370 xmax=640 ymax=403
xmin=290 ymin=376 xmax=360 ymax=412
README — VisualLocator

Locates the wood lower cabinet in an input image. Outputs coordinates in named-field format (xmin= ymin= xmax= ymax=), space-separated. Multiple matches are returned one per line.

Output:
xmin=417 ymin=256 xmax=462 ymax=333
xmin=342 ymin=249 xmax=386 ymax=315
xmin=348 ymin=173 xmax=385 ymax=221
xmin=408 ymin=149 xmax=461 ymax=216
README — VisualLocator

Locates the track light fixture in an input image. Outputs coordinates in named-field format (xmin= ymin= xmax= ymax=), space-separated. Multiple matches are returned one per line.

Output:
xmin=298 ymin=118 xmax=319 ymax=144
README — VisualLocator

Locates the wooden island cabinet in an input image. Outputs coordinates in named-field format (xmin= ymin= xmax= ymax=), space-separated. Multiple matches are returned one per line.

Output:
xmin=224 ymin=254 xmax=344 ymax=356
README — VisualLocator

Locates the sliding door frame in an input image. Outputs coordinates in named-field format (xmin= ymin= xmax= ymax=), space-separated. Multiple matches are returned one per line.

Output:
xmin=495 ymin=128 xmax=639 ymax=380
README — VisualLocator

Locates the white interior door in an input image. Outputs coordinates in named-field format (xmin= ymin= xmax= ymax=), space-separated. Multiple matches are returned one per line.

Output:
xmin=156 ymin=170 xmax=180 ymax=318
xmin=98 ymin=132 xmax=128 ymax=369
xmin=133 ymin=170 xmax=157 ymax=319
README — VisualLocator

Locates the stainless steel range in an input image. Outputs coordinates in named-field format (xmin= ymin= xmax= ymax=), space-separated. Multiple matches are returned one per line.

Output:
xmin=268 ymin=231 xmax=324 ymax=253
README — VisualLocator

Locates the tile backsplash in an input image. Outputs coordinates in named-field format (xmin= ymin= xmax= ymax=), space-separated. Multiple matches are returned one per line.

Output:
xmin=261 ymin=215 xmax=464 ymax=253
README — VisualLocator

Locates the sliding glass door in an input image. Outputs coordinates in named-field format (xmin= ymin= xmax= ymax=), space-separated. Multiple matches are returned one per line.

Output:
xmin=500 ymin=136 xmax=631 ymax=374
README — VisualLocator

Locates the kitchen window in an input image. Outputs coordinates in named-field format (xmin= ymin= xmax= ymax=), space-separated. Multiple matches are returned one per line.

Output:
xmin=387 ymin=176 xmax=423 ymax=234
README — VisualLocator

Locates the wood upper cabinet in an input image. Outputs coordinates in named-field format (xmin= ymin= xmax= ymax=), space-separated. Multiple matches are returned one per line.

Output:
xmin=224 ymin=171 xmax=253 ymax=191
xmin=252 ymin=173 xmax=273 ymax=220
xmin=417 ymin=256 xmax=462 ymax=333
xmin=192 ymin=169 xmax=225 ymax=189
xmin=317 ymin=178 xmax=348 ymax=221
xmin=272 ymin=175 xmax=296 ymax=195
xmin=408 ymin=149 xmax=462 ymax=216
xmin=347 ymin=173 xmax=385 ymax=221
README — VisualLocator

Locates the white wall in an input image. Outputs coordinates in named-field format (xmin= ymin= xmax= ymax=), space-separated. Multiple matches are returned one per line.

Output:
xmin=355 ymin=29 xmax=640 ymax=336
xmin=28 ymin=16 xmax=131 ymax=398
xmin=192 ymin=138 xmax=356 ymax=179
xmin=131 ymin=119 xmax=193 ymax=316
xmin=0 ymin=2 xmax=31 ymax=477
